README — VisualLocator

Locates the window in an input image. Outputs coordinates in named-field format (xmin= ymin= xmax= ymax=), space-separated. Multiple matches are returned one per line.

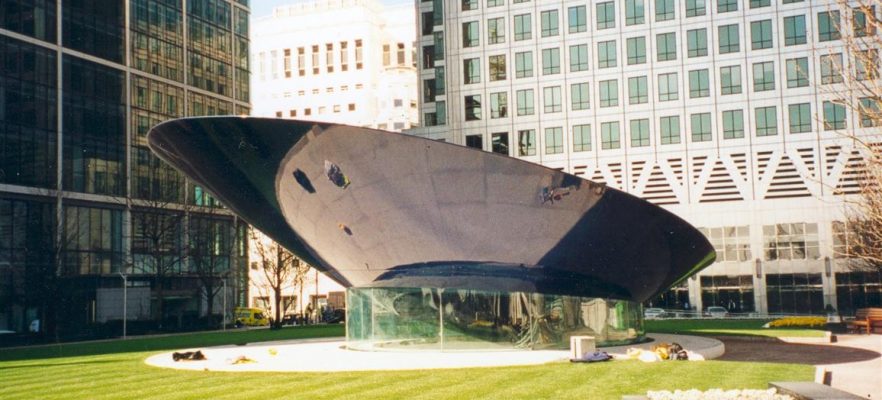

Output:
xmin=396 ymin=43 xmax=405 ymax=66
xmin=491 ymin=132 xmax=509 ymax=155
xmin=298 ymin=47 xmax=305 ymax=76
xmin=571 ymin=82 xmax=590 ymax=110
xmin=752 ymin=61 xmax=775 ymax=92
xmin=701 ymin=226 xmax=753 ymax=262
xmin=464 ymin=58 xmax=480 ymax=84
xmin=573 ymin=124 xmax=591 ymax=151
xmin=541 ymin=10 xmax=559 ymax=37
xmin=627 ymin=37 xmax=646 ymax=65
xmin=691 ymin=113 xmax=712 ymax=142
xmin=284 ymin=49 xmax=292 ymax=78
xmin=488 ymin=0 xmax=503 ymax=7
xmin=596 ymin=2 xmax=615 ymax=30
xmin=598 ymin=41 xmax=617 ymax=68
xmin=628 ymin=76 xmax=649 ymax=104
xmin=755 ymin=106 xmax=777 ymax=136
xmin=569 ymin=6 xmax=587 ymax=33
xmin=660 ymin=116 xmax=681 ymax=144
xmin=543 ymin=86 xmax=562 ymax=113
xmin=763 ymin=223 xmax=820 ymax=261
xmin=658 ymin=73 xmax=678 ymax=101
xmin=514 ymin=14 xmax=532 ymax=41
xmin=855 ymin=6 xmax=876 ymax=37
xmin=857 ymin=50 xmax=879 ymax=81
xmin=689 ymin=69 xmax=710 ymax=98
xmin=656 ymin=0 xmax=675 ymax=21
xmin=570 ymin=44 xmax=589 ymax=72
xmin=542 ymin=47 xmax=560 ymax=75
xmin=860 ymin=97 xmax=881 ymax=127
xmin=720 ymin=65 xmax=741 ymax=95
xmin=434 ymin=33 xmax=444 ymax=61
xmin=687 ymin=29 xmax=708 ymax=58
xmin=751 ymin=20 xmax=773 ymax=50
xmin=786 ymin=58 xmax=809 ymax=88
xmin=823 ymin=101 xmax=846 ymax=130
xmin=516 ymin=89 xmax=534 ymax=115
xmin=436 ymin=68 xmax=446 ymax=95
xmin=515 ymin=51 xmax=533 ymax=78
xmin=488 ymin=18 xmax=505 ymax=44
xmin=626 ymin=0 xmax=645 ymax=25
xmin=788 ymin=103 xmax=811 ymax=133
xmin=820 ymin=54 xmax=843 ymax=84
xmin=490 ymin=92 xmax=508 ymax=118
xmin=383 ymin=43 xmax=391 ymax=66
xmin=686 ymin=0 xmax=706 ymax=17
xmin=750 ymin=0 xmax=769 ymax=8
xmin=312 ymin=45 xmax=320 ymax=74
xmin=656 ymin=33 xmax=677 ymax=61
xmin=783 ymin=15 xmax=807 ymax=46
xmin=818 ymin=11 xmax=840 ymax=42
xmin=630 ymin=119 xmax=650 ymax=147
xmin=722 ymin=110 xmax=744 ymax=139
xmin=601 ymin=122 xmax=621 ymax=149
xmin=518 ymin=130 xmax=536 ymax=156
xmin=355 ymin=40 xmax=363 ymax=69
xmin=545 ymin=127 xmax=563 ymax=154
xmin=718 ymin=0 xmax=737 ymax=13
xmin=718 ymin=24 xmax=740 ymax=54
xmin=599 ymin=80 xmax=618 ymax=107
xmin=462 ymin=0 xmax=478 ymax=11
xmin=463 ymin=22 xmax=479 ymax=47
xmin=465 ymin=95 xmax=482 ymax=120
xmin=466 ymin=135 xmax=482 ymax=149
xmin=489 ymin=55 xmax=506 ymax=81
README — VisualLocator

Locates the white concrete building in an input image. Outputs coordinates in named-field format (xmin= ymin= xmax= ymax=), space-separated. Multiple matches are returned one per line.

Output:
xmin=251 ymin=0 xmax=420 ymax=131
xmin=408 ymin=0 xmax=882 ymax=315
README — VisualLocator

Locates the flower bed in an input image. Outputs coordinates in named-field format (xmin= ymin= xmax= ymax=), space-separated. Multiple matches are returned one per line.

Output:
xmin=766 ymin=317 xmax=827 ymax=328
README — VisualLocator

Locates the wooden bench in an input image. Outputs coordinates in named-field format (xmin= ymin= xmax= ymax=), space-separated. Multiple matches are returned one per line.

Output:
xmin=845 ymin=307 xmax=882 ymax=334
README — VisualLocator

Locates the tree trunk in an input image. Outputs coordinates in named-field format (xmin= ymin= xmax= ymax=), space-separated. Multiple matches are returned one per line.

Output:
xmin=273 ymin=285 xmax=282 ymax=329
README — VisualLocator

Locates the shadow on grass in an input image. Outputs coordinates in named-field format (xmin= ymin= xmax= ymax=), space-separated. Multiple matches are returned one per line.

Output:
xmin=716 ymin=337 xmax=880 ymax=365
xmin=0 ymin=325 xmax=345 ymax=363
xmin=0 ymin=359 xmax=121 ymax=369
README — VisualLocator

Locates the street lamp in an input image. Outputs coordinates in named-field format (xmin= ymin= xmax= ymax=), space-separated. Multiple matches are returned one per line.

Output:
xmin=119 ymin=270 xmax=128 ymax=339
xmin=222 ymin=277 xmax=227 ymax=331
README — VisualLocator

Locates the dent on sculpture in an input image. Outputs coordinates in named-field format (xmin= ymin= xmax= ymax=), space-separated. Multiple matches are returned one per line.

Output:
xmin=147 ymin=117 xmax=715 ymax=303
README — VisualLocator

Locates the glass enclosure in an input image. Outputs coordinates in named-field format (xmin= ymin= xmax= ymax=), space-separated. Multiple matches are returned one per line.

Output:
xmin=346 ymin=287 xmax=643 ymax=351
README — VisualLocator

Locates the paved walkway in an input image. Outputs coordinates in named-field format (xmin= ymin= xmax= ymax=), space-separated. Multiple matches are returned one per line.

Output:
xmin=144 ymin=333 xmax=723 ymax=372
xmin=718 ymin=334 xmax=881 ymax=399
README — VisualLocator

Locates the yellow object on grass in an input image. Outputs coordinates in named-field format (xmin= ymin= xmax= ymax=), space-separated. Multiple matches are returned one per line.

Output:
xmin=767 ymin=316 xmax=826 ymax=328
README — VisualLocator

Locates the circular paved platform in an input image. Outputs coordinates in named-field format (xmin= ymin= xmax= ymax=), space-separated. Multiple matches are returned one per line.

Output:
xmin=144 ymin=333 xmax=724 ymax=372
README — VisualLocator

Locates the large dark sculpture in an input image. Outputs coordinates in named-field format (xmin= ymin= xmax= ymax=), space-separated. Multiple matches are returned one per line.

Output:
xmin=149 ymin=117 xmax=714 ymax=349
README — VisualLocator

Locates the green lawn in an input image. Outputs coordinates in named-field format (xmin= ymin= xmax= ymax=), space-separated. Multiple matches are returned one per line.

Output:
xmin=0 ymin=325 xmax=813 ymax=400
xmin=645 ymin=319 xmax=828 ymax=338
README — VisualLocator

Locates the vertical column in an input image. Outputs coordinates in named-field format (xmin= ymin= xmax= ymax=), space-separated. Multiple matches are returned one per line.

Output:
xmin=753 ymin=258 xmax=767 ymax=315
xmin=54 ymin=0 xmax=65 ymax=276
xmin=122 ymin=0 xmax=133 ymax=274
xmin=822 ymin=256 xmax=837 ymax=310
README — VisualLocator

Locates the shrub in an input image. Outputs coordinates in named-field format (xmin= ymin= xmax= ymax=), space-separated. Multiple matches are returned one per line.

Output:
xmin=767 ymin=316 xmax=826 ymax=328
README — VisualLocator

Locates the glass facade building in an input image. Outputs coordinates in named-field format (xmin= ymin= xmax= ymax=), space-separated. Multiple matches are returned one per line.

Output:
xmin=409 ymin=0 xmax=882 ymax=315
xmin=0 ymin=0 xmax=251 ymax=336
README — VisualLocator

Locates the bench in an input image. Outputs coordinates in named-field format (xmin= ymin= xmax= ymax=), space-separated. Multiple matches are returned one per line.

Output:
xmin=845 ymin=307 xmax=882 ymax=334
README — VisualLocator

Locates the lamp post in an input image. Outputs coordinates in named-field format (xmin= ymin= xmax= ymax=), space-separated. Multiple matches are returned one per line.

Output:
xmin=222 ymin=277 xmax=227 ymax=331
xmin=119 ymin=271 xmax=128 ymax=339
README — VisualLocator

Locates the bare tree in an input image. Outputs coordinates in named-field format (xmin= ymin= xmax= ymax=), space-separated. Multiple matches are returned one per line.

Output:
xmin=250 ymin=228 xmax=310 ymax=329
xmin=826 ymin=1 xmax=882 ymax=271
xmin=188 ymin=206 xmax=235 ymax=328
xmin=129 ymin=154 xmax=189 ymax=329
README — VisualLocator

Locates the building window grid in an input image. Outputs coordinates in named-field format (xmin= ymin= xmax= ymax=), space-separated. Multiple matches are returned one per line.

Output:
xmin=700 ymin=226 xmax=752 ymax=262
xmin=489 ymin=54 xmax=506 ymax=81
xmin=751 ymin=20 xmax=774 ymax=50
xmin=571 ymin=82 xmax=590 ymax=110
xmin=599 ymin=79 xmax=619 ymax=107
xmin=570 ymin=44 xmax=589 ymax=72
xmin=660 ymin=115 xmax=681 ymax=144
xmin=598 ymin=41 xmax=617 ymax=68
xmin=687 ymin=29 xmax=708 ymax=58
xmin=626 ymin=0 xmax=645 ymax=26
xmin=516 ymin=89 xmax=535 ymax=115
xmin=820 ymin=54 xmax=844 ymax=84
xmin=823 ymin=100 xmax=847 ymax=130
xmin=818 ymin=11 xmax=841 ymax=42
xmin=488 ymin=17 xmax=505 ymax=44
xmin=722 ymin=109 xmax=745 ymax=139
xmin=545 ymin=127 xmax=564 ymax=154
xmin=763 ymin=223 xmax=820 ymax=261
xmin=490 ymin=91 xmax=508 ymax=118
xmin=569 ymin=6 xmax=587 ymax=33
xmin=656 ymin=33 xmax=677 ymax=62
xmin=691 ymin=112 xmax=712 ymax=142
xmin=753 ymin=61 xmax=775 ymax=92
xmin=755 ymin=106 xmax=778 ymax=136
xmin=659 ymin=72 xmax=679 ymax=101
xmin=514 ymin=14 xmax=532 ymax=41
xmin=656 ymin=0 xmax=675 ymax=21
xmin=788 ymin=103 xmax=812 ymax=133
xmin=629 ymin=76 xmax=649 ymax=104
xmin=630 ymin=118 xmax=650 ymax=147
xmin=601 ymin=121 xmax=621 ymax=149
xmin=686 ymin=0 xmax=706 ymax=17
xmin=543 ymin=86 xmax=562 ymax=113
xmin=518 ymin=129 xmax=536 ymax=156
xmin=689 ymin=69 xmax=710 ymax=98
xmin=627 ymin=37 xmax=646 ymax=65
xmin=542 ymin=47 xmax=561 ymax=75
xmin=783 ymin=15 xmax=807 ymax=46
xmin=541 ymin=10 xmax=559 ymax=37
xmin=786 ymin=58 xmax=809 ymax=88
xmin=596 ymin=2 xmax=615 ymax=30
xmin=718 ymin=0 xmax=738 ymax=13
xmin=718 ymin=24 xmax=740 ymax=54
xmin=515 ymin=51 xmax=533 ymax=78
xmin=573 ymin=124 xmax=592 ymax=151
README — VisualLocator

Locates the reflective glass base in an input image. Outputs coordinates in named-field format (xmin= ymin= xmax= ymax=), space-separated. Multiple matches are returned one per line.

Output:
xmin=346 ymin=287 xmax=644 ymax=351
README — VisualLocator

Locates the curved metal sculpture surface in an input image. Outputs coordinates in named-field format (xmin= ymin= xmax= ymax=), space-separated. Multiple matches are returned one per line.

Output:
xmin=148 ymin=117 xmax=714 ymax=303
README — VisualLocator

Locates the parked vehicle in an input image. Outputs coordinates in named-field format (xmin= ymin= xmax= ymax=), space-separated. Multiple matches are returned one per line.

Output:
xmin=644 ymin=308 xmax=667 ymax=319
xmin=705 ymin=306 xmax=729 ymax=318
xmin=234 ymin=307 xmax=269 ymax=327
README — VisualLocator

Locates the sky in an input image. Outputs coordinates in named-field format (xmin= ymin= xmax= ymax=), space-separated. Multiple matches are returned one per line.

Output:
xmin=249 ymin=0 xmax=413 ymax=19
